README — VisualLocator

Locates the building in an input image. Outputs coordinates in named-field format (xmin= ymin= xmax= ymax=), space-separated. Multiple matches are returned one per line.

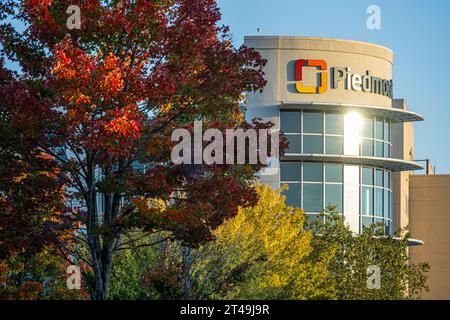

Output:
xmin=409 ymin=173 xmax=450 ymax=299
xmin=244 ymin=36 xmax=450 ymax=299
xmin=244 ymin=36 xmax=423 ymax=235
xmin=245 ymin=36 xmax=450 ymax=299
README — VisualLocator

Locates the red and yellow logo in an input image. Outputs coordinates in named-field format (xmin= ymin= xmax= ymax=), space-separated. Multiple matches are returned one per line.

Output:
xmin=295 ymin=59 xmax=327 ymax=94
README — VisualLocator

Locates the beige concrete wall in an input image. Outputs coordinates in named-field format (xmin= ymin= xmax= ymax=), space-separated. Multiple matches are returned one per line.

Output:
xmin=409 ymin=175 xmax=450 ymax=300
xmin=244 ymin=36 xmax=393 ymax=108
xmin=392 ymin=99 xmax=414 ymax=232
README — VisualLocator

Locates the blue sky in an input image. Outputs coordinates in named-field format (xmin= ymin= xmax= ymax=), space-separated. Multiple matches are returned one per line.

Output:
xmin=2 ymin=1 xmax=449 ymax=172
xmin=217 ymin=0 xmax=450 ymax=173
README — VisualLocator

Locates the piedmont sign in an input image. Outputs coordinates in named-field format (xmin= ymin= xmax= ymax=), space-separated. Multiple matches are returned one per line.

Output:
xmin=295 ymin=59 xmax=393 ymax=98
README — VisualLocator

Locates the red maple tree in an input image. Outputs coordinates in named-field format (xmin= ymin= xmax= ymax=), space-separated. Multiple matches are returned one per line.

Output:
xmin=0 ymin=0 xmax=280 ymax=299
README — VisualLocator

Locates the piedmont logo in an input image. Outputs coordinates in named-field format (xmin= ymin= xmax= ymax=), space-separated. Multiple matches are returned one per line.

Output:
xmin=295 ymin=59 xmax=327 ymax=94
xmin=294 ymin=59 xmax=393 ymax=98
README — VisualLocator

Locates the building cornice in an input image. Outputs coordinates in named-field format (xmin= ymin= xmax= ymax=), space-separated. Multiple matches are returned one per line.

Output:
xmin=279 ymin=101 xmax=424 ymax=123
xmin=281 ymin=154 xmax=424 ymax=172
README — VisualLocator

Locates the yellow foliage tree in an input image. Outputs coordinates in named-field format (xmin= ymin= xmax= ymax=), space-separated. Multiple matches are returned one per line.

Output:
xmin=190 ymin=184 xmax=336 ymax=299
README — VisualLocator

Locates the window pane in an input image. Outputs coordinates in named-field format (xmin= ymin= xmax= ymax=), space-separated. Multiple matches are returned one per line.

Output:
xmin=376 ymin=119 xmax=384 ymax=140
xmin=389 ymin=172 xmax=392 ymax=189
xmin=303 ymin=111 xmax=323 ymax=134
xmin=285 ymin=135 xmax=301 ymax=154
xmin=384 ymin=190 xmax=390 ymax=219
xmin=390 ymin=192 xmax=393 ymax=220
xmin=325 ymin=136 xmax=343 ymax=155
xmin=375 ymin=188 xmax=383 ymax=217
xmin=326 ymin=184 xmax=343 ymax=212
xmin=280 ymin=162 xmax=301 ymax=181
xmin=303 ymin=135 xmax=323 ymax=154
xmin=363 ymin=117 xmax=374 ymax=138
xmin=362 ymin=139 xmax=374 ymax=157
xmin=384 ymin=121 xmax=391 ymax=142
xmin=375 ymin=141 xmax=384 ymax=157
xmin=303 ymin=162 xmax=323 ymax=182
xmin=325 ymin=164 xmax=343 ymax=183
xmin=362 ymin=167 xmax=373 ymax=185
xmin=362 ymin=216 xmax=374 ymax=229
xmin=281 ymin=111 xmax=301 ymax=133
xmin=384 ymin=143 xmax=391 ymax=158
xmin=362 ymin=186 xmax=373 ymax=215
xmin=384 ymin=171 xmax=390 ymax=189
xmin=304 ymin=183 xmax=323 ymax=212
xmin=325 ymin=113 xmax=343 ymax=135
xmin=282 ymin=184 xmax=301 ymax=208
xmin=376 ymin=169 xmax=383 ymax=187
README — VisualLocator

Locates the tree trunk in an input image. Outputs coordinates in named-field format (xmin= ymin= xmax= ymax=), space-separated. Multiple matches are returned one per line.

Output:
xmin=91 ymin=243 xmax=114 ymax=300
xmin=85 ymin=161 xmax=118 ymax=300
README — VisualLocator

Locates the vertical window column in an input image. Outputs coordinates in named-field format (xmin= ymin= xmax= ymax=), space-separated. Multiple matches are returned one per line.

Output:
xmin=303 ymin=111 xmax=323 ymax=154
xmin=343 ymin=165 xmax=360 ymax=232
xmin=344 ymin=113 xmax=362 ymax=156
xmin=281 ymin=111 xmax=301 ymax=154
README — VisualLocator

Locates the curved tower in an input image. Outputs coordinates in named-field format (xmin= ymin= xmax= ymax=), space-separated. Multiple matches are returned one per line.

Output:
xmin=244 ymin=36 xmax=424 ymax=234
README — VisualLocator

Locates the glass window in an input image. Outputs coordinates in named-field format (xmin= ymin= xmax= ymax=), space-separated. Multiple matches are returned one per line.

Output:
xmin=303 ymin=135 xmax=323 ymax=154
xmin=375 ymin=141 xmax=384 ymax=157
xmin=362 ymin=186 xmax=373 ymax=215
xmin=325 ymin=113 xmax=343 ymax=135
xmin=303 ymin=162 xmax=323 ymax=182
xmin=325 ymin=164 xmax=343 ymax=183
xmin=390 ymin=192 xmax=393 ymax=220
xmin=285 ymin=135 xmax=301 ymax=154
xmin=363 ymin=117 xmax=374 ymax=138
xmin=362 ymin=167 xmax=373 ymax=185
xmin=326 ymin=184 xmax=343 ymax=212
xmin=362 ymin=216 xmax=374 ymax=229
xmin=304 ymin=183 xmax=323 ymax=212
xmin=384 ymin=122 xmax=391 ymax=142
xmin=389 ymin=172 xmax=392 ymax=189
xmin=384 ymin=190 xmax=390 ymax=219
xmin=281 ymin=111 xmax=301 ymax=133
xmin=376 ymin=119 xmax=384 ymax=140
xmin=303 ymin=111 xmax=323 ymax=134
xmin=325 ymin=136 xmax=343 ymax=155
xmin=362 ymin=139 xmax=374 ymax=157
xmin=384 ymin=143 xmax=391 ymax=158
xmin=384 ymin=171 xmax=390 ymax=189
xmin=376 ymin=169 xmax=383 ymax=187
xmin=280 ymin=162 xmax=301 ymax=181
xmin=375 ymin=188 xmax=383 ymax=217
xmin=282 ymin=184 xmax=301 ymax=208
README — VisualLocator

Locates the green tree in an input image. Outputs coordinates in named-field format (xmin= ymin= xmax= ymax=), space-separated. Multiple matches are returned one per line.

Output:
xmin=308 ymin=209 xmax=430 ymax=300
xmin=108 ymin=249 xmax=151 ymax=300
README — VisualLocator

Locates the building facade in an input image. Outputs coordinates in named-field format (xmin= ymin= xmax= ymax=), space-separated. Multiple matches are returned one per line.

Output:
xmin=409 ymin=174 xmax=450 ymax=299
xmin=244 ymin=36 xmax=424 ymax=235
